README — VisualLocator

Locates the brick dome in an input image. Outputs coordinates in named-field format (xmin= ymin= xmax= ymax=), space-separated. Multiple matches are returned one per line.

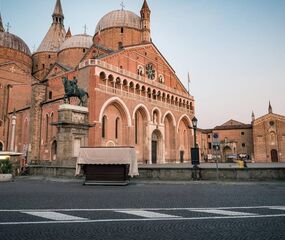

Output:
xmin=59 ymin=34 xmax=92 ymax=51
xmin=95 ymin=10 xmax=141 ymax=34
xmin=0 ymin=31 xmax=31 ymax=55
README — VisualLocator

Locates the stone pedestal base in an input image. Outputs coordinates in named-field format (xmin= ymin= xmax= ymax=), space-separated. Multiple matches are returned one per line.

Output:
xmin=54 ymin=104 xmax=91 ymax=167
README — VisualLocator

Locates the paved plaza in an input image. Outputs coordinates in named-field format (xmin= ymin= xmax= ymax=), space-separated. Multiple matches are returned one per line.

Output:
xmin=0 ymin=179 xmax=285 ymax=240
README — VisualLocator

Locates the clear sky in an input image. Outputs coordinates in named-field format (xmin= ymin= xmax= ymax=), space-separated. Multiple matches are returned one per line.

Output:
xmin=1 ymin=0 xmax=284 ymax=128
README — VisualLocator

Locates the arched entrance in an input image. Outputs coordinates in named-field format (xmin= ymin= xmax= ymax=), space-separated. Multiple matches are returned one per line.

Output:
xmin=164 ymin=113 xmax=175 ymax=162
xmin=177 ymin=115 xmax=191 ymax=162
xmin=223 ymin=146 xmax=232 ymax=162
xmin=0 ymin=141 xmax=3 ymax=151
xmin=271 ymin=149 xmax=278 ymax=162
xmin=100 ymin=99 xmax=130 ymax=146
xmin=151 ymin=129 xmax=162 ymax=164
xmin=51 ymin=140 xmax=57 ymax=161
xmin=134 ymin=105 xmax=149 ymax=163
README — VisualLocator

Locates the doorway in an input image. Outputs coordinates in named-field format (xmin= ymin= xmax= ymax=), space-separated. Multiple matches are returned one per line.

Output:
xmin=151 ymin=129 xmax=162 ymax=164
xmin=180 ymin=150 xmax=184 ymax=163
xmin=271 ymin=149 xmax=278 ymax=162
xmin=51 ymin=140 xmax=57 ymax=161
xmin=152 ymin=140 xmax=157 ymax=164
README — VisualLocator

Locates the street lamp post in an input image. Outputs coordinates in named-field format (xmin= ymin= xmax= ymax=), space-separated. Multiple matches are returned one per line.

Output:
xmin=191 ymin=116 xmax=200 ymax=180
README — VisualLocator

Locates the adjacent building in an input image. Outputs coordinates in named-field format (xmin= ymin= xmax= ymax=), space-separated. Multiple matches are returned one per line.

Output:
xmin=198 ymin=103 xmax=285 ymax=163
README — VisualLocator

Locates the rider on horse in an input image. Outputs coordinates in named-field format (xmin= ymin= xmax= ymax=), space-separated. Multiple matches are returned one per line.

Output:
xmin=70 ymin=77 xmax=79 ymax=95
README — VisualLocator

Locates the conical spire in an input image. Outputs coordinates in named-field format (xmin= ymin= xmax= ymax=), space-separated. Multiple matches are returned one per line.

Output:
xmin=53 ymin=0 xmax=63 ymax=17
xmin=65 ymin=27 xmax=72 ymax=39
xmin=52 ymin=0 xmax=64 ymax=25
xmin=36 ymin=0 xmax=66 ymax=52
xmin=268 ymin=101 xmax=273 ymax=114
xmin=0 ymin=13 xmax=5 ymax=32
xmin=141 ymin=0 xmax=150 ymax=12
xmin=251 ymin=111 xmax=255 ymax=122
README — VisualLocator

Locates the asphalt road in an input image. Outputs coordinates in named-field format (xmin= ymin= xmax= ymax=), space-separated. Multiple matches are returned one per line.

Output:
xmin=0 ymin=179 xmax=285 ymax=240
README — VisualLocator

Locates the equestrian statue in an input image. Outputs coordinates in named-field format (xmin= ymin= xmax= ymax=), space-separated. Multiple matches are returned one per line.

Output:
xmin=62 ymin=76 xmax=89 ymax=107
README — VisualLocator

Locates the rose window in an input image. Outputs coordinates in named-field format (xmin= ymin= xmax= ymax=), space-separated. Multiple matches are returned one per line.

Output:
xmin=146 ymin=63 xmax=156 ymax=80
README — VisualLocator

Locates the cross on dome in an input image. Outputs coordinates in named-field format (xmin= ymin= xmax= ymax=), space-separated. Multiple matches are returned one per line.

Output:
xmin=120 ymin=1 xmax=125 ymax=10
xmin=83 ymin=24 xmax=87 ymax=34
xmin=6 ymin=22 xmax=11 ymax=33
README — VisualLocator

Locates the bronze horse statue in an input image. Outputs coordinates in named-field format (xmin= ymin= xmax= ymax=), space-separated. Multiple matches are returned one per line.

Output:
xmin=62 ymin=76 xmax=89 ymax=106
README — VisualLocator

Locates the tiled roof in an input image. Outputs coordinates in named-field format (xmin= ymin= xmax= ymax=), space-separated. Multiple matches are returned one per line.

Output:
xmin=214 ymin=124 xmax=252 ymax=130
xmin=36 ymin=24 xmax=66 ymax=53
xmin=0 ymin=32 xmax=31 ymax=55
xmin=59 ymin=34 xmax=92 ymax=51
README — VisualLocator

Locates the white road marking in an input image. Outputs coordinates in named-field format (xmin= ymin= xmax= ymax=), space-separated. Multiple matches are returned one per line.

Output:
xmin=0 ymin=214 xmax=284 ymax=225
xmin=116 ymin=210 xmax=179 ymax=218
xmin=21 ymin=211 xmax=88 ymax=221
xmin=0 ymin=205 xmax=283 ymax=212
xmin=268 ymin=206 xmax=285 ymax=211
xmin=190 ymin=209 xmax=256 ymax=216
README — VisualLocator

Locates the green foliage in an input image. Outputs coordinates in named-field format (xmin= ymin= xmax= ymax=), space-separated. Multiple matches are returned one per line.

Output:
xmin=0 ymin=160 xmax=12 ymax=174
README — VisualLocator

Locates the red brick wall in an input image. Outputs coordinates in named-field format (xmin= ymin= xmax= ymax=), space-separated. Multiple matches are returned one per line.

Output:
xmin=94 ymin=27 xmax=142 ymax=50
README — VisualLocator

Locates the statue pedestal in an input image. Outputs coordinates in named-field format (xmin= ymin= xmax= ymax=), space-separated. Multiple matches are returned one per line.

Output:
xmin=54 ymin=104 xmax=91 ymax=167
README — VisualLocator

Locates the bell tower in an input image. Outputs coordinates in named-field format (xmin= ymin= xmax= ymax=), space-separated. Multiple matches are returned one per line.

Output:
xmin=140 ymin=0 xmax=151 ymax=43
xmin=52 ymin=0 xmax=64 ymax=25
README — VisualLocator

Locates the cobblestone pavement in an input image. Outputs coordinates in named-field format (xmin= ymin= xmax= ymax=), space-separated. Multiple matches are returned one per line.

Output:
xmin=0 ymin=180 xmax=285 ymax=240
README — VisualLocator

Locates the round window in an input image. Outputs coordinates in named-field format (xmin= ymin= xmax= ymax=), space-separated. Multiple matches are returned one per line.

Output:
xmin=145 ymin=63 xmax=156 ymax=80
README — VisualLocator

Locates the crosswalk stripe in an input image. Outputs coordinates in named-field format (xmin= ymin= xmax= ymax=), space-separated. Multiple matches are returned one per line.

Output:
xmin=115 ymin=210 xmax=179 ymax=218
xmin=21 ymin=211 xmax=88 ymax=221
xmin=268 ymin=207 xmax=285 ymax=211
xmin=190 ymin=209 xmax=256 ymax=216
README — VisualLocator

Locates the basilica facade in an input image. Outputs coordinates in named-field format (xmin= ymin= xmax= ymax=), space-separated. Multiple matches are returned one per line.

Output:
xmin=1 ymin=1 xmax=283 ymax=166
xmin=0 ymin=0 xmax=195 ymax=165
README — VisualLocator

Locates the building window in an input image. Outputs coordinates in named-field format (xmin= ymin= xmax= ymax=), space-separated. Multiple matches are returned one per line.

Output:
xmin=208 ymin=134 xmax=211 ymax=139
xmin=118 ymin=42 xmax=123 ymax=49
xmin=242 ymin=143 xmax=246 ymax=147
xmin=42 ymin=64 xmax=45 ymax=68
xmin=208 ymin=143 xmax=212 ymax=149
xmin=83 ymin=48 xmax=86 ymax=53
xmin=241 ymin=132 xmax=245 ymax=135
xmin=48 ymin=91 xmax=52 ymax=99
xmin=115 ymin=117 xmax=120 ymax=139
xmin=158 ymin=74 xmax=164 ymax=83
xmin=137 ymin=65 xmax=144 ymax=76
xmin=121 ymin=27 xmax=124 ymax=33
xmin=102 ymin=115 xmax=107 ymax=138
xmin=145 ymin=63 xmax=156 ymax=80
xmin=48 ymin=55 xmax=51 ymax=59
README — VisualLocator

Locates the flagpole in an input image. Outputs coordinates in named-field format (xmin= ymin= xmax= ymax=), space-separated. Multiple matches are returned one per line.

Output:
xmin=188 ymin=72 xmax=191 ymax=94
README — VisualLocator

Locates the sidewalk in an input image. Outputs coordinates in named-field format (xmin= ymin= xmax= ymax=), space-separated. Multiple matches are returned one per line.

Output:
xmin=139 ymin=162 xmax=285 ymax=169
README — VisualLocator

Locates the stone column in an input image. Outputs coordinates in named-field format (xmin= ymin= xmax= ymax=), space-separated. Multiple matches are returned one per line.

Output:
xmin=9 ymin=112 xmax=16 ymax=151
xmin=53 ymin=104 xmax=92 ymax=167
